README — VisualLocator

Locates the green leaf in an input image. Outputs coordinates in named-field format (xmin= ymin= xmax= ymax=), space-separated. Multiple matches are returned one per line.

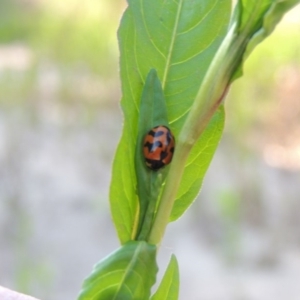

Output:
xmin=169 ymin=0 xmax=300 ymax=221
xmin=135 ymin=69 xmax=170 ymax=240
xmin=110 ymin=0 xmax=231 ymax=243
xmin=230 ymin=0 xmax=300 ymax=81
xmin=110 ymin=124 xmax=139 ymax=243
xmin=151 ymin=255 xmax=179 ymax=300
xmin=109 ymin=10 xmax=140 ymax=244
xmin=77 ymin=241 xmax=158 ymax=300
xmin=241 ymin=0 xmax=300 ymax=62
xmin=170 ymin=106 xmax=224 ymax=220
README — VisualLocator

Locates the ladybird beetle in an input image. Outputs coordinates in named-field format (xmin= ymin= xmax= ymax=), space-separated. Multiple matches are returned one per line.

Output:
xmin=143 ymin=125 xmax=175 ymax=170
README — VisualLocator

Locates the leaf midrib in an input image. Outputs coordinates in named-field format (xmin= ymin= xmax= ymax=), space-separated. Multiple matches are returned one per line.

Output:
xmin=162 ymin=0 xmax=184 ymax=89
xmin=112 ymin=243 xmax=144 ymax=300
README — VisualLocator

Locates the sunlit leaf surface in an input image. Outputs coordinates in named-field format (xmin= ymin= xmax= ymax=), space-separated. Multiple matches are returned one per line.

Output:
xmin=110 ymin=0 xmax=231 ymax=242
xmin=78 ymin=241 xmax=157 ymax=300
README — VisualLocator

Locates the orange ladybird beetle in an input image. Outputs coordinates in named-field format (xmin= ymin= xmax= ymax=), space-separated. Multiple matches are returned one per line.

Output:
xmin=143 ymin=125 xmax=175 ymax=170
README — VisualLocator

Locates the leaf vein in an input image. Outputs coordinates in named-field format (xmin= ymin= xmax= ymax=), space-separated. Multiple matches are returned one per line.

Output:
xmin=162 ymin=0 xmax=184 ymax=88
xmin=140 ymin=0 xmax=167 ymax=60
xmin=177 ymin=0 xmax=218 ymax=36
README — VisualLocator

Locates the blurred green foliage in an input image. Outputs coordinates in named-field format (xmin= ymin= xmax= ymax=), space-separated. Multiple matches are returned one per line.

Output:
xmin=0 ymin=0 xmax=126 ymax=125
xmin=1 ymin=0 xmax=299 ymax=128
xmin=1 ymin=0 xmax=299 ymax=139
xmin=0 ymin=0 xmax=123 ymax=75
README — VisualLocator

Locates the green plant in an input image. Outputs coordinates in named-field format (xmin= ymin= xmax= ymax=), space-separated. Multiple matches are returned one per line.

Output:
xmin=78 ymin=0 xmax=300 ymax=299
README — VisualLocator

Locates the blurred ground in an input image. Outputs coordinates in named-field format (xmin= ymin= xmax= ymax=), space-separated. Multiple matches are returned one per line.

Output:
xmin=0 ymin=1 xmax=300 ymax=299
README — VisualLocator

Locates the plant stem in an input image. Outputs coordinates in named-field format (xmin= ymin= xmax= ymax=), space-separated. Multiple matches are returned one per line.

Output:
xmin=136 ymin=174 xmax=162 ymax=241
xmin=148 ymin=24 xmax=241 ymax=245
xmin=148 ymin=141 xmax=191 ymax=244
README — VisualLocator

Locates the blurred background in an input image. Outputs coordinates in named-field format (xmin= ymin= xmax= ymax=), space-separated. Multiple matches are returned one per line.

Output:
xmin=0 ymin=1 xmax=299 ymax=299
